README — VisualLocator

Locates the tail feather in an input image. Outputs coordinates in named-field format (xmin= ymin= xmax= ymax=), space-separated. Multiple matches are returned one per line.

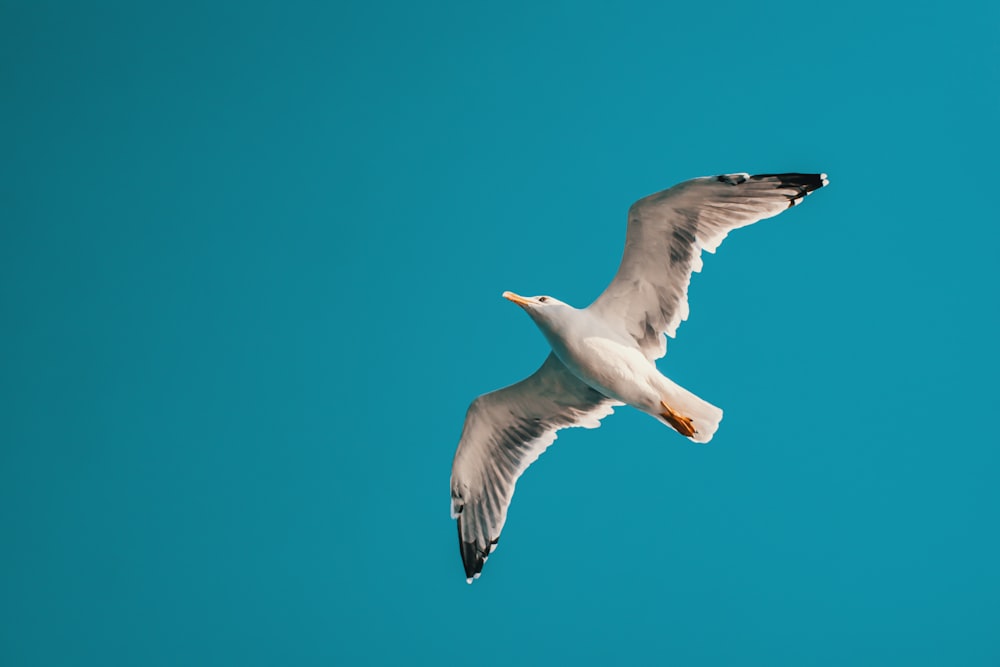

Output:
xmin=657 ymin=382 xmax=723 ymax=444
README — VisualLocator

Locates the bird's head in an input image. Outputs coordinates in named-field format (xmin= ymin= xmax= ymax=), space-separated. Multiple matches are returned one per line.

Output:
xmin=502 ymin=291 xmax=573 ymax=325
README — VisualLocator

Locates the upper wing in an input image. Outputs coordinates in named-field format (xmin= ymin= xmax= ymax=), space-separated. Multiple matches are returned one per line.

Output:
xmin=450 ymin=353 xmax=620 ymax=582
xmin=589 ymin=173 xmax=828 ymax=359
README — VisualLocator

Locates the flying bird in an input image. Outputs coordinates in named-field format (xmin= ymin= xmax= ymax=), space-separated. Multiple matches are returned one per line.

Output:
xmin=450 ymin=172 xmax=828 ymax=582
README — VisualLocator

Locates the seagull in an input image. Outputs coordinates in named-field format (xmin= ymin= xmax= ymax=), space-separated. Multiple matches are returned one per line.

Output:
xmin=450 ymin=172 xmax=828 ymax=582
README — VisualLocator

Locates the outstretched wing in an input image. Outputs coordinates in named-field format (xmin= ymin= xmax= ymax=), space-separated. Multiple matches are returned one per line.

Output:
xmin=450 ymin=353 xmax=620 ymax=582
xmin=589 ymin=173 xmax=828 ymax=359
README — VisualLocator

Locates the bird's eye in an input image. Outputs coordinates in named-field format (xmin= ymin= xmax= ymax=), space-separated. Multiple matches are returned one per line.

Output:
xmin=539 ymin=297 xmax=549 ymax=303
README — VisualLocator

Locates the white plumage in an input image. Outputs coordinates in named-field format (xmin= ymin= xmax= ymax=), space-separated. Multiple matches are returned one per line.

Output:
xmin=450 ymin=172 xmax=828 ymax=582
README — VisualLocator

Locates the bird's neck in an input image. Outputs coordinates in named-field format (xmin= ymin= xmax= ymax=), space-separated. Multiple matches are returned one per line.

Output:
xmin=531 ymin=305 xmax=585 ymax=348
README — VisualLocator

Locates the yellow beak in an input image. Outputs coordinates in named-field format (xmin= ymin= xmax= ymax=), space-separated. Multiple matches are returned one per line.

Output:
xmin=502 ymin=291 xmax=533 ymax=307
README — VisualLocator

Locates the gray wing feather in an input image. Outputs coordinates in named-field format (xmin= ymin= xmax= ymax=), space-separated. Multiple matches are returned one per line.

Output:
xmin=450 ymin=353 xmax=619 ymax=582
xmin=589 ymin=172 xmax=828 ymax=359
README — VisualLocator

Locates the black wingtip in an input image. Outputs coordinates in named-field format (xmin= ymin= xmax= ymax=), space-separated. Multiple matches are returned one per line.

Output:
xmin=457 ymin=517 xmax=497 ymax=583
xmin=751 ymin=172 xmax=829 ymax=207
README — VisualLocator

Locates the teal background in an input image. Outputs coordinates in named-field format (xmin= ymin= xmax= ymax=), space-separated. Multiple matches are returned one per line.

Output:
xmin=3 ymin=1 xmax=999 ymax=665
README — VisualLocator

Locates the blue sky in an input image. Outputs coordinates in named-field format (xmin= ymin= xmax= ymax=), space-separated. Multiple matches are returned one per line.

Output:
xmin=2 ymin=1 xmax=999 ymax=665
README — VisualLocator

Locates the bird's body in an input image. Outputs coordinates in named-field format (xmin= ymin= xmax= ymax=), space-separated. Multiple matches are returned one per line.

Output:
xmin=516 ymin=296 xmax=723 ymax=442
xmin=450 ymin=172 xmax=828 ymax=582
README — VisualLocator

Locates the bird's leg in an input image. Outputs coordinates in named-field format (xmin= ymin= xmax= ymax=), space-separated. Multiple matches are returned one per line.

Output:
xmin=660 ymin=401 xmax=696 ymax=438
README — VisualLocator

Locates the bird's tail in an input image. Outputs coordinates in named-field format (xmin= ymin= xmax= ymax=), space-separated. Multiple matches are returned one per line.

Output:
xmin=656 ymin=380 xmax=723 ymax=444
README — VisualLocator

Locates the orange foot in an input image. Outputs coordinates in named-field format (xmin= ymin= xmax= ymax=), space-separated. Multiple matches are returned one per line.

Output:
xmin=660 ymin=401 xmax=697 ymax=438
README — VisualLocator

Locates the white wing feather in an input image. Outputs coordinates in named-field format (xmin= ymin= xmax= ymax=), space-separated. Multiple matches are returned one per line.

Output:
xmin=589 ymin=173 xmax=828 ymax=359
xmin=450 ymin=353 xmax=620 ymax=582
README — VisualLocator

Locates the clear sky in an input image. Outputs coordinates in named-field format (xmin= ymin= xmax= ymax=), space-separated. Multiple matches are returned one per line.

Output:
xmin=3 ymin=1 xmax=999 ymax=665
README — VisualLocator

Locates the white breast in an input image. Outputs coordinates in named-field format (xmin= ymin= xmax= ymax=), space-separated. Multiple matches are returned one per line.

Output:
xmin=541 ymin=310 xmax=661 ymax=410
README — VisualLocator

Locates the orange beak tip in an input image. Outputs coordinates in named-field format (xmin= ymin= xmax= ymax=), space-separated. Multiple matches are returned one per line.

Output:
xmin=502 ymin=291 xmax=531 ymax=307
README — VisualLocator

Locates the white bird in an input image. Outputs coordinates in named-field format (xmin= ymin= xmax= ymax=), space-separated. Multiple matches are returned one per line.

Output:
xmin=450 ymin=172 xmax=828 ymax=582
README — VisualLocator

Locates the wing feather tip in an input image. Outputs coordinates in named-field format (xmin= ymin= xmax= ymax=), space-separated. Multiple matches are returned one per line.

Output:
xmin=751 ymin=172 xmax=828 ymax=207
